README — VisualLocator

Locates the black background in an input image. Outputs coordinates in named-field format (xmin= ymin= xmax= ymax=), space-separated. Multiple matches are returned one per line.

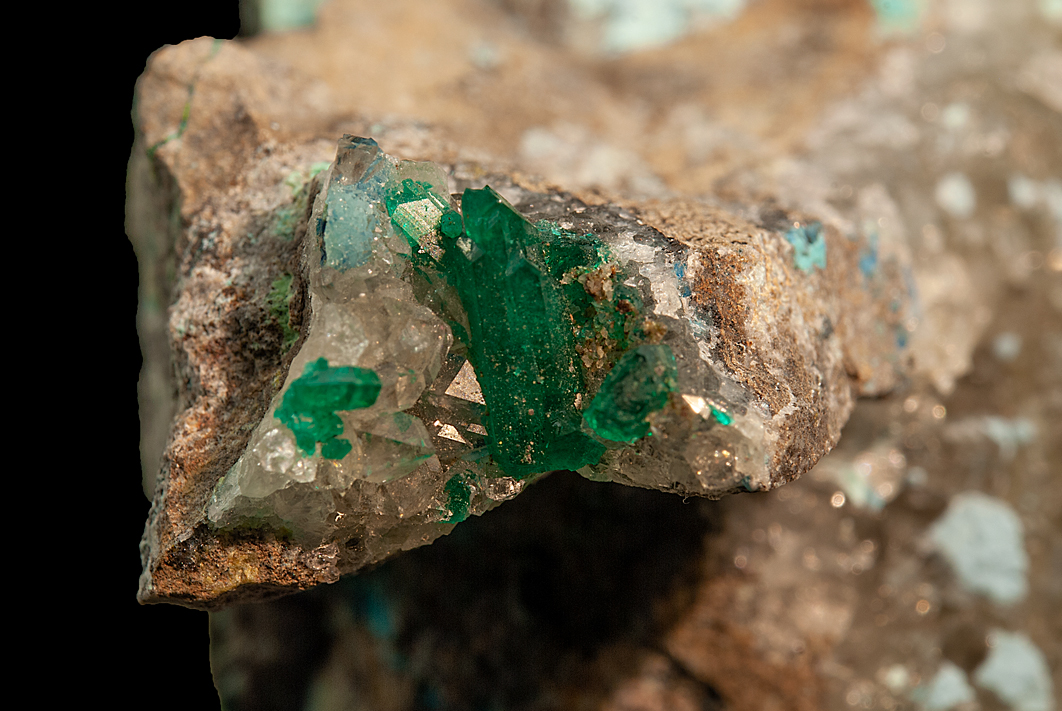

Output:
xmin=109 ymin=4 xmax=241 ymax=708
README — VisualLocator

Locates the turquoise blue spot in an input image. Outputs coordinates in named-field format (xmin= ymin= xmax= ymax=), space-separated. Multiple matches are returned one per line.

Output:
xmin=870 ymin=0 xmax=922 ymax=32
xmin=675 ymin=261 xmax=692 ymax=297
xmin=859 ymin=251 xmax=877 ymax=277
xmin=784 ymin=222 xmax=827 ymax=272
xmin=362 ymin=581 xmax=396 ymax=640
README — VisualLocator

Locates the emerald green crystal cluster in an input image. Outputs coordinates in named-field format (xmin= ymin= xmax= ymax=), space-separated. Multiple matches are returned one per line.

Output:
xmin=276 ymin=357 xmax=382 ymax=460
xmin=396 ymin=181 xmax=668 ymax=479
xmin=207 ymin=136 xmax=768 ymax=552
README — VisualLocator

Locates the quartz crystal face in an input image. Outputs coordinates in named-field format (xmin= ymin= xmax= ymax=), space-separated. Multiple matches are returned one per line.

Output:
xmin=206 ymin=136 xmax=769 ymax=549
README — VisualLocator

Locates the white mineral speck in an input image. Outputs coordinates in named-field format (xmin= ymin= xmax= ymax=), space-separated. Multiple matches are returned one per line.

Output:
xmin=992 ymin=332 xmax=1023 ymax=361
xmin=1009 ymin=174 xmax=1041 ymax=209
xmin=929 ymin=491 xmax=1028 ymax=604
xmin=974 ymin=630 xmax=1055 ymax=711
xmin=935 ymin=172 xmax=976 ymax=218
xmin=910 ymin=661 xmax=975 ymax=711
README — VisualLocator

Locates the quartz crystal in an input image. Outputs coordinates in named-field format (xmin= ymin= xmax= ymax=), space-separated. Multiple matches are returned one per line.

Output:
xmin=206 ymin=135 xmax=769 ymax=555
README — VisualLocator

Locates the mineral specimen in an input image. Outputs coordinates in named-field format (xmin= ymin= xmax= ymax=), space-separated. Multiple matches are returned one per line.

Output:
xmin=134 ymin=40 xmax=914 ymax=607
xmin=191 ymin=129 xmax=910 ymax=580
xmin=205 ymin=135 xmax=782 ymax=553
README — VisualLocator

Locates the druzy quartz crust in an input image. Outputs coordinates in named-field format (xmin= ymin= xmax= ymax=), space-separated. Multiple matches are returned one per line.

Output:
xmin=205 ymin=136 xmax=769 ymax=555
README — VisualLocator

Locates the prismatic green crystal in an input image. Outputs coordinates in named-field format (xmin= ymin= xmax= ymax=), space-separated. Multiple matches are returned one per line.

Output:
xmin=439 ymin=186 xmax=606 ymax=478
xmin=385 ymin=161 xmax=463 ymax=263
xmin=442 ymin=471 xmax=473 ymax=523
xmin=275 ymin=357 xmax=382 ymax=459
xmin=583 ymin=344 xmax=679 ymax=443
xmin=710 ymin=407 xmax=733 ymax=426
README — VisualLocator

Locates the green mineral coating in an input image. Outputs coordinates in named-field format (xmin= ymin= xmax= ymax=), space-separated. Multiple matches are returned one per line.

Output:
xmin=710 ymin=407 xmax=733 ymax=426
xmin=536 ymin=222 xmax=646 ymax=362
xmin=439 ymin=186 xmax=606 ymax=479
xmin=274 ymin=169 xmax=314 ymax=241
xmin=273 ymin=205 xmax=298 ymax=241
xmin=583 ymin=344 xmax=679 ymax=443
xmin=442 ymin=472 xmax=473 ymax=524
xmin=275 ymin=357 xmax=381 ymax=458
xmin=785 ymin=221 xmax=827 ymax=272
xmin=308 ymin=161 xmax=331 ymax=179
xmin=266 ymin=274 xmax=299 ymax=349
xmin=284 ymin=171 xmax=305 ymax=194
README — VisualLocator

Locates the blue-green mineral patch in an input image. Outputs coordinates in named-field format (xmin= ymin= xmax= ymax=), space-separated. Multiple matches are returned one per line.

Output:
xmin=973 ymin=629 xmax=1054 ymax=711
xmin=710 ymin=407 xmax=733 ymax=426
xmin=266 ymin=273 xmax=299 ymax=350
xmin=869 ymin=0 xmax=923 ymax=34
xmin=929 ymin=491 xmax=1028 ymax=605
xmin=785 ymin=221 xmax=827 ymax=272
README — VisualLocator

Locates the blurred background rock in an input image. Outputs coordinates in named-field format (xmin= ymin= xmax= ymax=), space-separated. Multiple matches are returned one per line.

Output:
xmin=129 ymin=1 xmax=1060 ymax=709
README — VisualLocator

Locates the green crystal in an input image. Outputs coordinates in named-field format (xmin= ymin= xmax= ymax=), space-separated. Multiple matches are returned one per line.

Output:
xmin=439 ymin=186 xmax=606 ymax=478
xmin=710 ymin=407 xmax=733 ymax=426
xmin=385 ymin=161 xmax=462 ymax=263
xmin=275 ymin=357 xmax=382 ymax=458
xmin=442 ymin=471 xmax=473 ymax=523
xmin=583 ymin=344 xmax=679 ymax=443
